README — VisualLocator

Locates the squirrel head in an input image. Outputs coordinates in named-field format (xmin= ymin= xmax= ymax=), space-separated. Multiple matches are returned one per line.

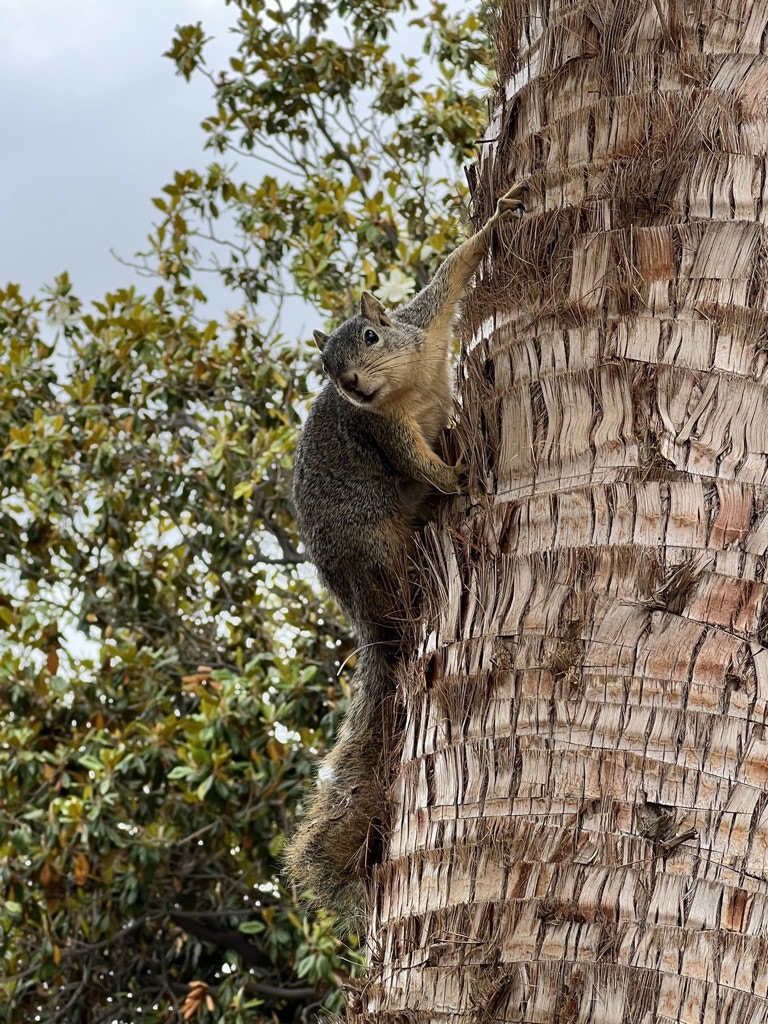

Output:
xmin=313 ymin=292 xmax=423 ymax=410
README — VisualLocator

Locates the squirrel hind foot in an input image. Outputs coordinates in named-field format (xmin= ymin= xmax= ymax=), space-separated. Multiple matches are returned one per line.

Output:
xmin=496 ymin=181 xmax=528 ymax=217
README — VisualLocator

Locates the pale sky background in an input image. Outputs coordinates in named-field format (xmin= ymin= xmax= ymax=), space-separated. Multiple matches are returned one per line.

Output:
xmin=0 ymin=0 xmax=238 ymax=308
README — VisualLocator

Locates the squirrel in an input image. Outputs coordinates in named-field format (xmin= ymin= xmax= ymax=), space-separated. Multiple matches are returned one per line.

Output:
xmin=285 ymin=182 xmax=527 ymax=912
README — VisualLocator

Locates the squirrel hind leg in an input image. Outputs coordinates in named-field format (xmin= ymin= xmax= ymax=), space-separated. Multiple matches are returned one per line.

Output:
xmin=496 ymin=181 xmax=528 ymax=217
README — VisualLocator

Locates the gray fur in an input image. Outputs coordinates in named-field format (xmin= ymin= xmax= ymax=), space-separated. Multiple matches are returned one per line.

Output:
xmin=286 ymin=181 xmax=528 ymax=910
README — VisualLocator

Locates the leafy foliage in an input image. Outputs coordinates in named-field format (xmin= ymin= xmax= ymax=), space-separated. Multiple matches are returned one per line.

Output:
xmin=0 ymin=1 xmax=490 ymax=1021
xmin=155 ymin=0 xmax=491 ymax=316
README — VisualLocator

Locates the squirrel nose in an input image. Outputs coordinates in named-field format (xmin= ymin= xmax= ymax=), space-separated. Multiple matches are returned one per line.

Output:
xmin=340 ymin=372 xmax=359 ymax=391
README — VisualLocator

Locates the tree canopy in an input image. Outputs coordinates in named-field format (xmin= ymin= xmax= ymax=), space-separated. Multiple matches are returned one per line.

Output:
xmin=0 ymin=1 xmax=491 ymax=1021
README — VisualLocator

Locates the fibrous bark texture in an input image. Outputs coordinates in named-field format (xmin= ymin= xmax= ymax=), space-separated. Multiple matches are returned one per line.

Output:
xmin=349 ymin=1 xmax=768 ymax=1022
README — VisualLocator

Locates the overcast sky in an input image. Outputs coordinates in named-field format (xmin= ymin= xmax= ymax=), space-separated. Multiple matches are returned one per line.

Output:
xmin=0 ymin=0 xmax=237 ymax=307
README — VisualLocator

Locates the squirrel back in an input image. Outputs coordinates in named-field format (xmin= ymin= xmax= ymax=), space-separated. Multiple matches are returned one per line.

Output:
xmin=293 ymin=375 xmax=445 ymax=647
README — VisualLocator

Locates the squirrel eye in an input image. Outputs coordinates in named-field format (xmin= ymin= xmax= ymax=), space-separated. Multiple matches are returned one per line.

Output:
xmin=363 ymin=328 xmax=379 ymax=346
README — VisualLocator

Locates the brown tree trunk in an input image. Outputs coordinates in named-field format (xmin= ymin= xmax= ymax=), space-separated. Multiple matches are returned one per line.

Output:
xmin=348 ymin=0 xmax=768 ymax=1021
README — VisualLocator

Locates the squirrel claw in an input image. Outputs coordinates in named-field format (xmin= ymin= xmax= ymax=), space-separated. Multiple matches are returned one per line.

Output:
xmin=452 ymin=458 xmax=468 ymax=493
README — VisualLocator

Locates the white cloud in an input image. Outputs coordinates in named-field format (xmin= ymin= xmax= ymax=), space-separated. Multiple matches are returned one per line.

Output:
xmin=1 ymin=0 xmax=140 ymax=71
xmin=0 ymin=0 xmax=233 ymax=71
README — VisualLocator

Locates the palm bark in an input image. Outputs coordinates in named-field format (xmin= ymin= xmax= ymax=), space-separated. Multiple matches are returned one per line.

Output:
xmin=349 ymin=0 xmax=768 ymax=1021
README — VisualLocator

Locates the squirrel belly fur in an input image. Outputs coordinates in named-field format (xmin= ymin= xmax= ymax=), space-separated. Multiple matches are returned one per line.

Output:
xmin=286 ymin=183 xmax=527 ymax=911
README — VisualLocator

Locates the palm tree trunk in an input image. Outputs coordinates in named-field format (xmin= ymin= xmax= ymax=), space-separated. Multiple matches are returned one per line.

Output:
xmin=349 ymin=0 xmax=768 ymax=1021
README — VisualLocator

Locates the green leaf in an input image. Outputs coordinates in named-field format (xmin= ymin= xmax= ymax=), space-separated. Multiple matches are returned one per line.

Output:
xmin=0 ymin=0 xmax=478 ymax=1015
xmin=238 ymin=920 xmax=265 ymax=935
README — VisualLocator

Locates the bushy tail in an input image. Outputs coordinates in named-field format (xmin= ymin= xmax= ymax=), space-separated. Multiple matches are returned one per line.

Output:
xmin=284 ymin=645 xmax=396 ymax=914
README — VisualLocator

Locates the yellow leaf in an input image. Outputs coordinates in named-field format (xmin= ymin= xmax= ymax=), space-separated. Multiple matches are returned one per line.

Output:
xmin=181 ymin=667 xmax=212 ymax=689
xmin=182 ymin=980 xmax=209 ymax=1021
xmin=46 ymin=646 xmax=60 ymax=676
xmin=73 ymin=853 xmax=89 ymax=887
xmin=233 ymin=480 xmax=254 ymax=501
xmin=40 ymin=861 xmax=61 ymax=890
xmin=266 ymin=737 xmax=287 ymax=762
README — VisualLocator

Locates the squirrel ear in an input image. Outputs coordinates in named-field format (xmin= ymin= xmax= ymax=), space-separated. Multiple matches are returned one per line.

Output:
xmin=360 ymin=291 xmax=394 ymax=327
xmin=313 ymin=329 xmax=330 ymax=351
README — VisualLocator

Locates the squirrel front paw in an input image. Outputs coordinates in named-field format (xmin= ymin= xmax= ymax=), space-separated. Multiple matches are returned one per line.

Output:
xmin=434 ymin=458 xmax=466 ymax=495
xmin=423 ymin=457 xmax=464 ymax=495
